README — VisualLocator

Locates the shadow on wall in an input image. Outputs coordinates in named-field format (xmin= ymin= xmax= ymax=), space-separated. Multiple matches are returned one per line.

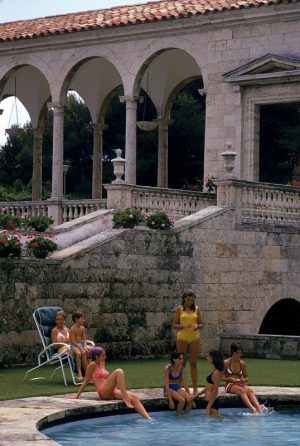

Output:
xmin=259 ymin=298 xmax=300 ymax=336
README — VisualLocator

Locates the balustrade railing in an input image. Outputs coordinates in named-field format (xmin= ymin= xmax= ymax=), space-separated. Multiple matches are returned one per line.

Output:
xmin=0 ymin=201 xmax=48 ymax=218
xmin=216 ymin=179 xmax=300 ymax=226
xmin=61 ymin=199 xmax=107 ymax=222
xmin=0 ymin=199 xmax=107 ymax=223
xmin=131 ymin=185 xmax=216 ymax=218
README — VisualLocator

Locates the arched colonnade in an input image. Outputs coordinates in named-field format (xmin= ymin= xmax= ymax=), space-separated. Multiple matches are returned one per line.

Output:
xmin=0 ymin=46 xmax=204 ymax=201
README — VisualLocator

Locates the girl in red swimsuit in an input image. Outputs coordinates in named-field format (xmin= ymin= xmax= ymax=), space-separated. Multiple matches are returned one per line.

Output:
xmin=223 ymin=342 xmax=267 ymax=414
xmin=74 ymin=346 xmax=151 ymax=420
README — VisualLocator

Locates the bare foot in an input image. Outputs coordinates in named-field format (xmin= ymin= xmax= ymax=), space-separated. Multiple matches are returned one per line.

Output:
xmin=123 ymin=398 xmax=134 ymax=409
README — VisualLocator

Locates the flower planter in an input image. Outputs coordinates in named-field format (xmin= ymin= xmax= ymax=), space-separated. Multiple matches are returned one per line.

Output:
xmin=32 ymin=251 xmax=48 ymax=259
xmin=3 ymin=220 xmax=17 ymax=230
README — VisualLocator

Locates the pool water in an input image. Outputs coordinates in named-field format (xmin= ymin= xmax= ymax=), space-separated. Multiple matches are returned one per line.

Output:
xmin=42 ymin=407 xmax=300 ymax=446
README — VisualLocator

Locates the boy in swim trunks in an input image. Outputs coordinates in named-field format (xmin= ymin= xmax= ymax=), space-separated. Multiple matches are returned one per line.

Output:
xmin=69 ymin=310 xmax=89 ymax=380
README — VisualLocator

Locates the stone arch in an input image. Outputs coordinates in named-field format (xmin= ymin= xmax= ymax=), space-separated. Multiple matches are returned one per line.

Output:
xmin=0 ymin=64 xmax=51 ymax=128
xmin=132 ymin=48 xmax=203 ymax=108
xmin=259 ymin=298 xmax=300 ymax=335
xmin=58 ymin=56 xmax=123 ymax=122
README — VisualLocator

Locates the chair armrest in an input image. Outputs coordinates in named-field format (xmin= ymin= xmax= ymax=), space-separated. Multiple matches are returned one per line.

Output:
xmin=87 ymin=340 xmax=95 ymax=347
xmin=39 ymin=343 xmax=70 ymax=356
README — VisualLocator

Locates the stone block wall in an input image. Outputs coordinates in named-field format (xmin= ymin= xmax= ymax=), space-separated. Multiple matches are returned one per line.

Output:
xmin=0 ymin=208 xmax=299 ymax=366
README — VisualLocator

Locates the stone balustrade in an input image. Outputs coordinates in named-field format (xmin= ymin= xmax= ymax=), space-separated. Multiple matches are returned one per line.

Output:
xmin=0 ymin=201 xmax=48 ymax=218
xmin=0 ymin=199 xmax=107 ymax=224
xmin=105 ymin=183 xmax=216 ymax=219
xmin=61 ymin=199 xmax=107 ymax=222
xmin=215 ymin=179 xmax=300 ymax=226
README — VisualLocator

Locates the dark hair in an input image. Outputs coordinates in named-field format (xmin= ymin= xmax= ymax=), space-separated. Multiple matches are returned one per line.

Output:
xmin=231 ymin=342 xmax=243 ymax=355
xmin=72 ymin=311 xmax=84 ymax=322
xmin=56 ymin=310 xmax=66 ymax=319
xmin=170 ymin=350 xmax=184 ymax=364
xmin=208 ymin=350 xmax=224 ymax=371
xmin=181 ymin=289 xmax=196 ymax=311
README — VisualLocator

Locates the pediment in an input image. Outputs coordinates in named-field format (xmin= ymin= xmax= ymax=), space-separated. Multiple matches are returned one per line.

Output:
xmin=224 ymin=54 xmax=300 ymax=85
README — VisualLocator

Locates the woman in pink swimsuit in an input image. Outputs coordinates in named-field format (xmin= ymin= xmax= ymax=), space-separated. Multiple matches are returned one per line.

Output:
xmin=75 ymin=346 xmax=151 ymax=420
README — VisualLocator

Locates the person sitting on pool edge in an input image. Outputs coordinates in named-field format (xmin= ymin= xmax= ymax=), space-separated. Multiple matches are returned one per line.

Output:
xmin=73 ymin=346 xmax=152 ymax=420
xmin=197 ymin=350 xmax=224 ymax=417
xmin=163 ymin=350 xmax=196 ymax=416
xmin=223 ymin=342 xmax=267 ymax=414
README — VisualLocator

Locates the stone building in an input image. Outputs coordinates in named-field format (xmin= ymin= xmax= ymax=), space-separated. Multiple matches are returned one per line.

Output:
xmin=0 ymin=0 xmax=299 ymax=364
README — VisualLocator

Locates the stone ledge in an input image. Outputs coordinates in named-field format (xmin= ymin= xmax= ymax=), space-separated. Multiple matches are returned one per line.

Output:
xmin=0 ymin=387 xmax=300 ymax=446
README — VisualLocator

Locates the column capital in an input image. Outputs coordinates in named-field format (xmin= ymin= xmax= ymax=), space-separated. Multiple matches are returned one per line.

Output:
xmin=91 ymin=122 xmax=109 ymax=134
xmin=119 ymin=95 xmax=143 ymax=105
xmin=154 ymin=118 xmax=173 ymax=130
xmin=47 ymin=102 xmax=65 ymax=113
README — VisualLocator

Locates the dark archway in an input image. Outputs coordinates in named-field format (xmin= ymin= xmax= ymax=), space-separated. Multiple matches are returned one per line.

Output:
xmin=260 ymin=102 xmax=300 ymax=184
xmin=259 ymin=298 xmax=300 ymax=335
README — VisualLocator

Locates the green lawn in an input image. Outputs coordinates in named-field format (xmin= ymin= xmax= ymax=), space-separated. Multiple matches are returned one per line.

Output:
xmin=0 ymin=357 xmax=299 ymax=401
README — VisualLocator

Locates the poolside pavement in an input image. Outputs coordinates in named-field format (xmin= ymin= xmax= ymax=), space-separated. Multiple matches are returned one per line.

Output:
xmin=0 ymin=386 xmax=300 ymax=445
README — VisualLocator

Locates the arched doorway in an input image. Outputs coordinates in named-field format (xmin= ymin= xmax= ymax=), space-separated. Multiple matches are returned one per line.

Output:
xmin=259 ymin=298 xmax=300 ymax=335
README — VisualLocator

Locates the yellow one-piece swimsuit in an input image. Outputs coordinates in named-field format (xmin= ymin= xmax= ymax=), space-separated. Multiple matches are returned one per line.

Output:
xmin=176 ymin=305 xmax=200 ymax=344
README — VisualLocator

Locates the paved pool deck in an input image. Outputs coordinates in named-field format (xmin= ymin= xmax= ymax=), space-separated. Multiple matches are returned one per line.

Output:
xmin=1 ymin=386 xmax=300 ymax=445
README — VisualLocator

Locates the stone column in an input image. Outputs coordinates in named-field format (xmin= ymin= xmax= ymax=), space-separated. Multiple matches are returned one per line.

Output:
xmin=92 ymin=122 xmax=107 ymax=199
xmin=157 ymin=119 xmax=172 ymax=188
xmin=119 ymin=96 xmax=139 ymax=184
xmin=32 ymin=128 xmax=43 ymax=201
xmin=49 ymin=102 xmax=65 ymax=200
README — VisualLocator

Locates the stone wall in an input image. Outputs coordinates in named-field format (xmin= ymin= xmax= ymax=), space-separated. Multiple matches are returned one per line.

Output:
xmin=220 ymin=334 xmax=300 ymax=359
xmin=0 ymin=207 xmax=299 ymax=366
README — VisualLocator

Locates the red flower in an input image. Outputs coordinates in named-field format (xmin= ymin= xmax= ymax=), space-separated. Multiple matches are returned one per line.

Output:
xmin=33 ymin=241 xmax=39 ymax=247
xmin=14 ymin=242 xmax=22 ymax=246
xmin=12 ymin=230 xmax=17 ymax=235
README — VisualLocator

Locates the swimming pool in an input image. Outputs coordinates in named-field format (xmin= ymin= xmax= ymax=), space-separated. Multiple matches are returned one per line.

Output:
xmin=42 ymin=406 xmax=300 ymax=446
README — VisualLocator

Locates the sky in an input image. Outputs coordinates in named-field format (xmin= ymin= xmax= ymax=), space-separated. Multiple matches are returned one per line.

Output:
xmin=0 ymin=0 xmax=142 ymax=144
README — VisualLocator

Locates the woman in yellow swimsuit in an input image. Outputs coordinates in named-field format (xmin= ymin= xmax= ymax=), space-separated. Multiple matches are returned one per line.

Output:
xmin=173 ymin=290 xmax=203 ymax=394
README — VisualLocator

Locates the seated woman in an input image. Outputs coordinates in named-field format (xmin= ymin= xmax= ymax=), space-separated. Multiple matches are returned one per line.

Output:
xmin=164 ymin=351 xmax=195 ymax=416
xmin=74 ymin=346 xmax=152 ymax=420
xmin=51 ymin=310 xmax=70 ymax=354
xmin=198 ymin=350 xmax=224 ymax=417
xmin=223 ymin=342 xmax=267 ymax=414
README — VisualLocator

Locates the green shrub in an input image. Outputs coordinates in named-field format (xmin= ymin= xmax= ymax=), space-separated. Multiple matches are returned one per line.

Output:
xmin=25 ymin=215 xmax=54 ymax=232
xmin=112 ymin=208 xmax=144 ymax=229
xmin=0 ymin=234 xmax=22 ymax=258
xmin=26 ymin=236 xmax=58 ymax=259
xmin=145 ymin=211 xmax=174 ymax=230
xmin=0 ymin=212 xmax=22 ymax=229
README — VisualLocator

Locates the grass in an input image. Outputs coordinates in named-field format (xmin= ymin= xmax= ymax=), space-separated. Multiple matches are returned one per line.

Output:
xmin=0 ymin=357 xmax=299 ymax=401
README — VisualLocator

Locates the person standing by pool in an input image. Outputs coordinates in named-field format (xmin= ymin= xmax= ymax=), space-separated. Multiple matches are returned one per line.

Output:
xmin=74 ymin=346 xmax=152 ymax=420
xmin=223 ymin=342 xmax=267 ymax=414
xmin=173 ymin=289 xmax=203 ymax=394
xmin=198 ymin=350 xmax=224 ymax=417
xmin=164 ymin=350 xmax=196 ymax=416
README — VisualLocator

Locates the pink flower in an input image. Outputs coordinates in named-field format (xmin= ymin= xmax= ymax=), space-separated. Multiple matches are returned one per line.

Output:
xmin=12 ymin=230 xmax=17 ymax=235
xmin=18 ymin=235 xmax=22 ymax=239
xmin=14 ymin=242 xmax=22 ymax=246
xmin=27 ymin=235 xmax=32 ymax=239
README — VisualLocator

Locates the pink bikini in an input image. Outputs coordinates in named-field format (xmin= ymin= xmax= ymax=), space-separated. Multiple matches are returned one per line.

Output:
xmin=92 ymin=365 xmax=115 ymax=399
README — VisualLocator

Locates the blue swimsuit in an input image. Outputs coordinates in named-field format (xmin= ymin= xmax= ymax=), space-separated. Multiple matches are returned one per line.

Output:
xmin=205 ymin=370 xmax=220 ymax=410
xmin=163 ymin=365 xmax=183 ymax=394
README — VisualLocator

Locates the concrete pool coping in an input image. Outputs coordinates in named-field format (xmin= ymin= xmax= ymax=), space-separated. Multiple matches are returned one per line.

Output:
xmin=1 ymin=387 xmax=300 ymax=446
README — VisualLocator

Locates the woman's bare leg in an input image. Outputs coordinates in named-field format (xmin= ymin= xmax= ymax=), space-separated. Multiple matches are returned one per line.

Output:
xmin=247 ymin=388 xmax=262 ymax=412
xmin=101 ymin=369 xmax=134 ymax=408
xmin=176 ymin=339 xmax=189 ymax=366
xmin=189 ymin=339 xmax=200 ymax=394
xmin=230 ymin=385 xmax=257 ymax=413
xmin=119 ymin=391 xmax=151 ymax=420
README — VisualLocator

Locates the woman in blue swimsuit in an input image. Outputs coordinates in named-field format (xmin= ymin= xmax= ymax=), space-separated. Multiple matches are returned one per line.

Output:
xmin=198 ymin=350 xmax=224 ymax=417
xmin=163 ymin=351 xmax=196 ymax=416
